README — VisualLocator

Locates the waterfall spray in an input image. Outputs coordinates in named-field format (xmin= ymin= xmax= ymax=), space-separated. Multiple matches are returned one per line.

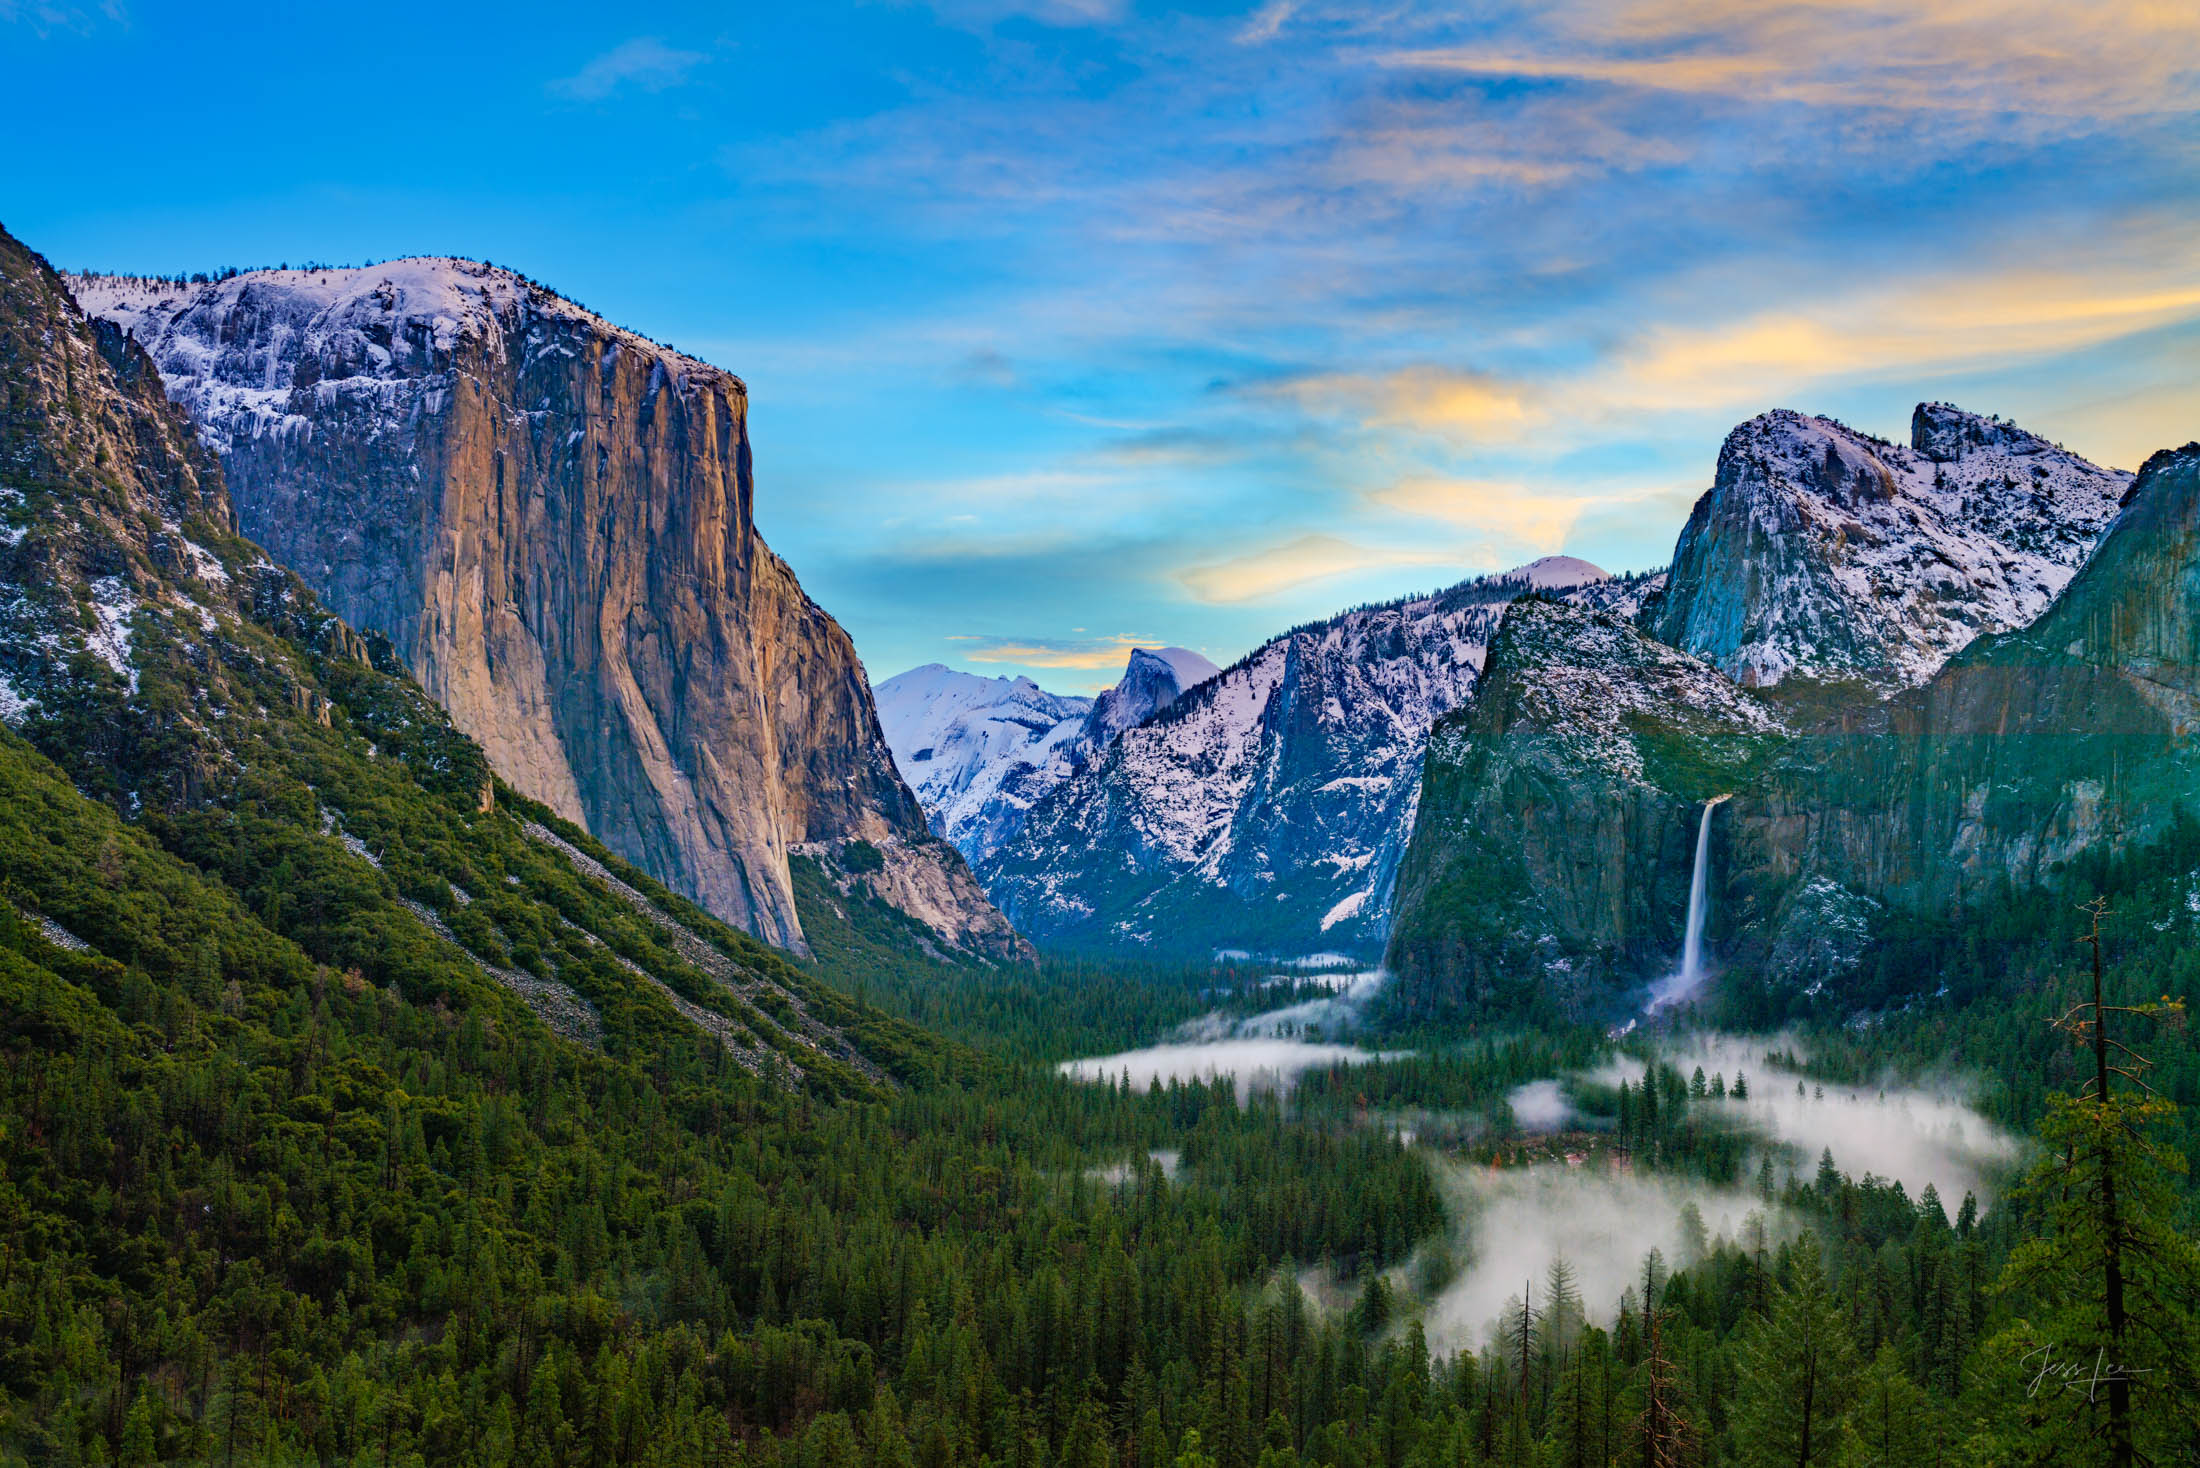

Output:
xmin=1646 ymin=795 xmax=1730 ymax=1014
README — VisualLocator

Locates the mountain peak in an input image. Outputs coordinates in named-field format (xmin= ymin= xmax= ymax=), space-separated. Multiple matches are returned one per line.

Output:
xmin=1083 ymin=645 xmax=1221 ymax=748
xmin=1651 ymin=404 xmax=2129 ymax=689
xmin=1910 ymin=401 xmax=2056 ymax=463
xmin=73 ymin=258 xmax=737 ymax=394
xmin=1501 ymin=554 xmax=1608 ymax=590
xmin=1124 ymin=645 xmax=1221 ymax=690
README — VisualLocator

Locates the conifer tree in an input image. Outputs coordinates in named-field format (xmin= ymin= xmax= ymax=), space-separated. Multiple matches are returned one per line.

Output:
xmin=1631 ymin=1306 xmax=1696 ymax=1468
xmin=1988 ymin=899 xmax=2198 ymax=1468
xmin=1834 ymin=1345 xmax=1936 ymax=1468
xmin=1732 ymin=1232 xmax=1858 ymax=1468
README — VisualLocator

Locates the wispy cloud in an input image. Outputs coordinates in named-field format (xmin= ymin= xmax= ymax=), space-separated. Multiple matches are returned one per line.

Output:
xmin=1586 ymin=244 xmax=2200 ymax=417
xmin=1369 ymin=477 xmax=1592 ymax=550
xmin=1236 ymin=1 xmax=1299 ymax=46
xmin=1 ymin=0 xmax=123 ymax=34
xmin=948 ymin=632 xmax=1158 ymax=671
xmin=924 ymin=0 xmax=1128 ymax=30
xmin=1178 ymin=534 xmax=1455 ymax=604
xmin=1246 ymin=366 xmax=1538 ymax=442
xmin=688 ymin=0 xmax=2200 ymax=683
xmin=1380 ymin=0 xmax=2200 ymax=125
xmin=549 ymin=37 xmax=707 ymax=102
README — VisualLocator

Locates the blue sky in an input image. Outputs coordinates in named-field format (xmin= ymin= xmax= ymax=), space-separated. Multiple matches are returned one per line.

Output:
xmin=8 ymin=1 xmax=2199 ymax=690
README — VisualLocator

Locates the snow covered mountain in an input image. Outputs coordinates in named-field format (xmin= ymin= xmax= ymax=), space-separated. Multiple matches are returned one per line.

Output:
xmin=1644 ymin=404 xmax=2128 ymax=692
xmin=69 ymin=259 xmax=1024 ymax=961
xmin=875 ymin=645 xmax=1219 ymax=863
xmin=1387 ymin=597 xmax=1790 ymax=1018
xmin=979 ymin=558 xmax=1631 ymax=958
xmin=1389 ymin=402 xmax=2147 ymax=1017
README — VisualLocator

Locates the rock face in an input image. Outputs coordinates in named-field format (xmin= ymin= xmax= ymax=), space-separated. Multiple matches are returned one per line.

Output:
xmin=0 ymin=227 xmax=497 ymax=831
xmin=1384 ymin=598 xmax=1789 ymax=1018
xmin=874 ymin=645 xmax=1219 ymax=864
xmin=0 ymin=219 xmax=930 ymax=1084
xmin=980 ymin=559 xmax=1635 ymax=958
xmin=1644 ymin=405 xmax=2126 ymax=693
xmin=1387 ymin=403 xmax=2167 ymax=1016
xmin=1081 ymin=647 xmax=1224 ymax=748
xmin=1762 ymin=440 xmax=2200 ymax=921
xmin=72 ymin=262 xmax=1017 ymax=959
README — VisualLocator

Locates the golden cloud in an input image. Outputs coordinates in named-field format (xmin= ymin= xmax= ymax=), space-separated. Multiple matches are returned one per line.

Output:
xmin=1177 ymin=533 xmax=1456 ymax=603
xmin=951 ymin=633 xmax=1159 ymax=671
xmin=1381 ymin=0 xmax=2200 ymax=122
xmin=1597 ymin=255 xmax=2200 ymax=416
xmin=1251 ymin=366 xmax=1537 ymax=441
xmin=1369 ymin=477 xmax=1592 ymax=549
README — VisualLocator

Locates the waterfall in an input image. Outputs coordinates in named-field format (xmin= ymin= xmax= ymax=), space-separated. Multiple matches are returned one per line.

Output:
xmin=1646 ymin=795 xmax=1730 ymax=1013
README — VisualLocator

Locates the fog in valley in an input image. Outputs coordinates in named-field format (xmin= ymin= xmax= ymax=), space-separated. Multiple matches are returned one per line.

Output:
xmin=1060 ymin=968 xmax=1402 ymax=1099
xmin=1421 ymin=1162 xmax=1777 ymax=1355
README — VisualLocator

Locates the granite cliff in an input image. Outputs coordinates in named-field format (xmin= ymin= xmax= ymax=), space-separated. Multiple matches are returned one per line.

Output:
xmin=1644 ymin=405 xmax=2126 ymax=695
xmin=0 ymin=216 xmax=931 ymax=1094
xmin=1749 ymin=439 xmax=2200 ymax=925
xmin=980 ymin=558 xmax=1640 ymax=958
xmin=1385 ymin=598 xmax=1788 ymax=1018
xmin=1388 ymin=404 xmax=2166 ymax=1016
xmin=73 ymin=262 xmax=1019 ymax=960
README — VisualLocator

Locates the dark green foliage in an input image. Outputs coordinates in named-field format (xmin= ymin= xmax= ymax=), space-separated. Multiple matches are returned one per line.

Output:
xmin=0 ymin=719 xmax=1462 ymax=1462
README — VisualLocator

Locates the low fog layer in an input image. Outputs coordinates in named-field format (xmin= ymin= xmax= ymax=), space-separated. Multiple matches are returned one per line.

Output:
xmin=1062 ymin=970 xmax=1398 ymax=1099
xmin=1597 ymin=1033 xmax=2020 ymax=1203
xmin=1060 ymin=1038 xmax=1395 ymax=1100
xmin=1424 ymin=1032 xmax=2019 ymax=1351
xmin=1507 ymin=1079 xmax=1574 ymax=1133
xmin=1423 ymin=1161 xmax=1776 ymax=1356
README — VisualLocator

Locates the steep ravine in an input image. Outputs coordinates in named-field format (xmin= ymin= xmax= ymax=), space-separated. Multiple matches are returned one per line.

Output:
xmin=73 ymin=262 xmax=1021 ymax=960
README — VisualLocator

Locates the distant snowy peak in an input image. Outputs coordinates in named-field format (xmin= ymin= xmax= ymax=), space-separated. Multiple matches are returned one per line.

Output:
xmin=1084 ymin=646 xmax=1222 ymax=745
xmin=876 ymin=645 xmax=1216 ymax=864
xmin=1501 ymin=554 xmax=1608 ymax=591
xmin=874 ymin=665 xmax=1089 ymax=768
xmin=1646 ymin=403 xmax=2129 ymax=690
xmin=979 ymin=558 xmax=1631 ymax=956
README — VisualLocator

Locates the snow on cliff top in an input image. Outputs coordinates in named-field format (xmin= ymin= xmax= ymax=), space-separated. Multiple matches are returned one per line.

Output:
xmin=1502 ymin=555 xmax=1607 ymax=590
xmin=1655 ymin=404 xmax=2129 ymax=689
xmin=1134 ymin=646 xmax=1222 ymax=691
xmin=71 ymin=258 xmax=736 ymax=390
xmin=1475 ymin=598 xmax=1788 ymax=786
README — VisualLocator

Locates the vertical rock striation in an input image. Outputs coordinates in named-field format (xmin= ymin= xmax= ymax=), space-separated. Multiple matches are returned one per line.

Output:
xmin=1771 ymin=439 xmax=2200 ymax=916
xmin=72 ymin=262 xmax=1017 ymax=958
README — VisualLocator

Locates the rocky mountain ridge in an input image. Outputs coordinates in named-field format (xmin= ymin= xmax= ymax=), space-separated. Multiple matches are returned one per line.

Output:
xmin=875 ymin=644 xmax=1218 ymax=864
xmin=1388 ymin=402 xmax=2177 ymax=1019
xmin=980 ymin=558 xmax=1639 ymax=957
xmin=71 ymin=260 xmax=1019 ymax=960
xmin=0 ymin=218 xmax=933 ymax=1084
xmin=1644 ymin=404 xmax=2127 ymax=692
